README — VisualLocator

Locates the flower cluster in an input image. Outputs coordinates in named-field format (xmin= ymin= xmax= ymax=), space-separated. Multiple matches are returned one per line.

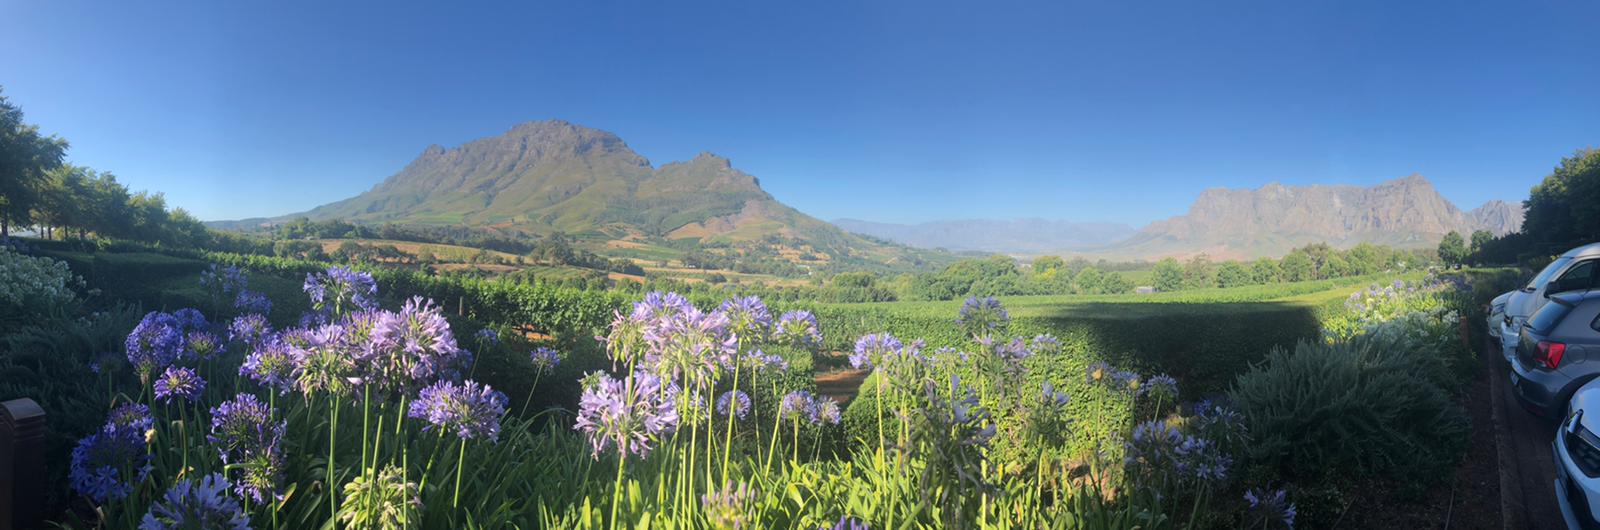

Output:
xmin=850 ymin=333 xmax=903 ymax=370
xmin=304 ymin=266 xmax=378 ymax=315
xmin=140 ymin=473 xmax=251 ymax=530
xmin=154 ymin=366 xmax=206 ymax=404
xmin=233 ymin=289 xmax=272 ymax=315
xmin=715 ymin=390 xmax=752 ymax=419
xmin=718 ymin=296 xmax=773 ymax=343
xmin=126 ymin=311 xmax=185 ymax=378
xmin=69 ymin=425 xmax=151 ymax=503
xmin=774 ymin=310 xmax=822 ymax=348
xmin=778 ymin=390 xmax=842 ymax=426
xmin=475 ymin=327 xmax=499 ymax=345
xmin=408 ymin=379 xmax=508 ymax=441
xmin=530 ymin=346 xmax=561 ymax=371
xmin=1124 ymin=419 xmax=1231 ymax=487
xmin=366 ymin=297 xmax=466 ymax=393
xmin=228 ymin=313 xmax=271 ymax=345
xmin=1244 ymin=488 xmax=1297 ymax=529
xmin=701 ymin=481 xmax=754 ymax=530
xmin=574 ymin=371 xmax=679 ymax=459
xmin=241 ymin=337 xmax=297 ymax=394
xmin=199 ymin=264 xmax=247 ymax=295
xmin=185 ymin=331 xmax=223 ymax=361
xmin=208 ymin=394 xmax=286 ymax=502
xmin=955 ymin=296 xmax=1009 ymax=336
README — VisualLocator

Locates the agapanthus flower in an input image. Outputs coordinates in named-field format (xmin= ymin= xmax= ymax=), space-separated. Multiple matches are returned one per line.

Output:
xmin=408 ymin=379 xmax=508 ymax=441
xmin=139 ymin=473 xmax=250 ymax=530
xmin=775 ymin=310 xmax=822 ymax=348
xmin=185 ymin=331 xmax=224 ymax=361
xmin=1030 ymin=334 xmax=1062 ymax=356
xmin=107 ymin=403 xmax=154 ymax=433
xmin=939 ymin=376 xmax=996 ymax=448
xmin=633 ymin=291 xmax=695 ymax=323
xmin=367 ymin=297 xmax=467 ymax=392
xmin=475 ymin=328 xmax=499 ymax=345
xmin=233 ymin=289 xmax=272 ymax=315
xmin=744 ymin=350 xmax=789 ymax=374
xmin=850 ymin=333 xmax=902 ymax=370
xmin=339 ymin=465 xmax=421 ymax=529
xmin=574 ymin=372 xmax=679 ymax=459
xmin=304 ymin=266 xmax=378 ymax=314
xmin=1111 ymin=370 xmax=1142 ymax=394
xmin=994 ymin=337 xmax=1032 ymax=364
xmin=1143 ymin=373 xmax=1179 ymax=402
xmin=172 ymin=308 xmax=209 ymax=333
xmin=780 ymin=390 xmax=817 ymax=421
xmin=288 ymin=322 xmax=360 ymax=396
xmin=955 ymin=296 xmax=1009 ymax=335
xmin=701 ymin=481 xmax=754 ymax=530
xmin=814 ymin=398 xmax=843 ymax=426
xmin=70 ymin=427 xmax=151 ymax=503
xmin=1085 ymin=361 xmax=1113 ymax=384
xmin=718 ymin=296 xmax=773 ymax=343
xmin=715 ymin=390 xmax=752 ymax=419
xmin=530 ymin=346 xmax=561 ymax=371
xmin=1174 ymin=435 xmax=1232 ymax=483
xmin=639 ymin=305 xmax=733 ymax=386
xmin=1041 ymin=382 xmax=1071 ymax=407
xmin=208 ymin=394 xmax=287 ymax=503
xmin=229 ymin=314 xmax=271 ymax=346
xmin=200 ymin=264 xmax=247 ymax=295
xmin=1244 ymin=488 xmax=1297 ymax=529
xmin=1124 ymin=420 xmax=1186 ymax=481
xmin=126 ymin=311 xmax=185 ymax=378
xmin=154 ymin=366 xmax=206 ymax=404
xmin=241 ymin=338 xmax=297 ymax=394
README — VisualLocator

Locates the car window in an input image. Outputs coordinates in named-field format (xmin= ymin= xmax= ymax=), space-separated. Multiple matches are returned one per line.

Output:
xmin=1530 ymin=257 xmax=1573 ymax=290
xmin=1529 ymin=299 xmax=1574 ymax=334
xmin=1555 ymin=260 xmax=1598 ymax=292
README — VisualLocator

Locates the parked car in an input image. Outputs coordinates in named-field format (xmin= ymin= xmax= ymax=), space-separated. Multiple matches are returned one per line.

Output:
xmin=1495 ymin=243 xmax=1600 ymax=363
xmin=1555 ymin=377 xmax=1600 ymax=529
xmin=1512 ymin=290 xmax=1600 ymax=418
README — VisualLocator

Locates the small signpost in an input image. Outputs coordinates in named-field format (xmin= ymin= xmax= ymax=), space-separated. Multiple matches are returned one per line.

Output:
xmin=0 ymin=398 xmax=46 ymax=530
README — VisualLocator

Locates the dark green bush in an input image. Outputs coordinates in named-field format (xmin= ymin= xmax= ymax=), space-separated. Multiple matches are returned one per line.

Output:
xmin=1228 ymin=339 xmax=1468 ymax=489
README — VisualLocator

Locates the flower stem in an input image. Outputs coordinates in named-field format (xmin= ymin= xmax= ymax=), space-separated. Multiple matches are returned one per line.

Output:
xmin=452 ymin=437 xmax=466 ymax=509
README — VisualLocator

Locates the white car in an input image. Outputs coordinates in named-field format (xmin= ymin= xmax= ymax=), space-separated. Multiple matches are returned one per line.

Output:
xmin=1498 ymin=243 xmax=1600 ymax=363
xmin=1556 ymin=378 xmax=1600 ymax=529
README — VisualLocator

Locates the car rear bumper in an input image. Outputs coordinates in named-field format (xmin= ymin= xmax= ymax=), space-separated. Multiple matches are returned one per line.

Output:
xmin=1513 ymin=361 xmax=1575 ymax=417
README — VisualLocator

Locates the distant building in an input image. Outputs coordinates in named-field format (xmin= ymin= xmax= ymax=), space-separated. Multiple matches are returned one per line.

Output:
xmin=1135 ymin=286 xmax=1156 ymax=294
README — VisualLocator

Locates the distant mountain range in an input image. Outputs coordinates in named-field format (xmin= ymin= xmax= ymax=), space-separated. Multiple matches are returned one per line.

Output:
xmin=1106 ymin=174 xmax=1523 ymax=259
xmin=216 ymin=120 xmax=941 ymax=269
xmin=833 ymin=218 xmax=1136 ymax=254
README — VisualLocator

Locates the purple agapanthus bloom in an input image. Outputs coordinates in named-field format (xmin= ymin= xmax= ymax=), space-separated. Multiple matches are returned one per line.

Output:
xmin=287 ymin=319 xmax=363 ymax=396
xmin=1111 ymin=370 xmax=1142 ymax=394
xmin=1143 ymin=374 xmax=1179 ymax=401
xmin=530 ymin=346 xmax=561 ymax=371
xmin=1085 ymin=361 xmax=1113 ymax=384
xmin=779 ymin=390 xmax=817 ymax=421
xmin=241 ymin=338 xmax=296 ymax=394
xmin=139 ymin=473 xmax=251 ymax=530
xmin=475 ymin=328 xmax=499 ymax=345
xmin=574 ymin=372 xmax=679 ymax=459
xmin=367 ymin=297 xmax=466 ymax=392
xmin=718 ymin=296 xmax=773 ymax=343
xmin=185 ymin=331 xmax=224 ymax=361
xmin=107 ymin=403 xmax=154 ymax=433
xmin=1124 ymin=419 xmax=1184 ymax=471
xmin=814 ymin=398 xmax=842 ymax=426
xmin=775 ymin=310 xmax=822 ymax=348
xmin=126 ymin=311 xmax=185 ymax=378
xmin=233 ymin=289 xmax=272 ymax=315
xmin=70 ymin=427 xmax=151 ymax=503
xmin=955 ymin=296 xmax=1009 ymax=335
xmin=701 ymin=480 xmax=754 ymax=530
xmin=1030 ymin=334 xmax=1062 ymax=355
xmin=715 ymin=390 xmax=752 ymax=419
xmin=154 ymin=366 xmax=206 ymax=404
xmin=633 ymin=291 xmax=695 ymax=323
xmin=1244 ymin=488 xmax=1297 ymax=529
xmin=207 ymin=394 xmax=272 ymax=452
xmin=850 ymin=333 xmax=902 ymax=370
xmin=639 ymin=305 xmax=734 ymax=386
xmin=207 ymin=394 xmax=285 ymax=503
xmin=304 ymin=266 xmax=378 ymax=314
xmin=747 ymin=350 xmax=789 ymax=374
xmin=172 ymin=308 xmax=209 ymax=333
xmin=200 ymin=264 xmax=247 ymax=295
xmin=408 ymin=379 xmax=508 ymax=441
xmin=1041 ymin=382 xmax=1071 ymax=407
xmin=1175 ymin=435 xmax=1231 ymax=483
xmin=228 ymin=314 xmax=272 ymax=345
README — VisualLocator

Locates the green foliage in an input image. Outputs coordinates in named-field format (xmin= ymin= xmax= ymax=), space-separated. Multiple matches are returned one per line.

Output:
xmin=0 ymin=87 xmax=70 ymax=237
xmin=1437 ymin=231 xmax=1467 ymax=266
xmin=1525 ymin=147 xmax=1600 ymax=246
xmin=1153 ymin=258 xmax=1183 ymax=292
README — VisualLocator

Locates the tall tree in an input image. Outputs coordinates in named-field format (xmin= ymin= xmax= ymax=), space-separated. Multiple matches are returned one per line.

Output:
xmin=1524 ymin=148 xmax=1600 ymax=246
xmin=1153 ymin=257 xmax=1184 ymax=292
xmin=1438 ymin=231 xmax=1467 ymax=267
xmin=0 ymin=88 xmax=70 ymax=238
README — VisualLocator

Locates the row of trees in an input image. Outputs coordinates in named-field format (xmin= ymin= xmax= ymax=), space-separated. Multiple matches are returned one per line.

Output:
xmin=0 ymin=89 xmax=212 ymax=246
xmin=1151 ymin=243 xmax=1434 ymax=292
xmin=1467 ymin=148 xmax=1600 ymax=266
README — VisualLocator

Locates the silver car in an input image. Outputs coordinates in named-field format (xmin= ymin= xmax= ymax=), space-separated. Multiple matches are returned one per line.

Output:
xmin=1555 ymin=377 xmax=1600 ymax=529
xmin=1513 ymin=291 xmax=1600 ymax=418
xmin=1497 ymin=243 xmax=1600 ymax=363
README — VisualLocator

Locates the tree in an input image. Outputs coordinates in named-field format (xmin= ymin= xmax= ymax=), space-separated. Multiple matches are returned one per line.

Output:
xmin=1524 ymin=148 xmax=1600 ymax=246
xmin=1438 ymin=231 xmax=1467 ymax=267
xmin=1074 ymin=266 xmax=1104 ymax=294
xmin=1032 ymin=255 xmax=1064 ymax=275
xmin=1215 ymin=261 xmax=1250 ymax=288
xmin=1182 ymin=254 xmax=1215 ymax=289
xmin=1469 ymin=230 xmax=1493 ymax=261
xmin=1280 ymin=252 xmax=1314 ymax=282
xmin=1101 ymin=271 xmax=1132 ymax=294
xmin=0 ymin=88 xmax=70 ymax=238
xmin=1153 ymin=258 xmax=1184 ymax=292
xmin=1250 ymin=257 xmax=1281 ymax=284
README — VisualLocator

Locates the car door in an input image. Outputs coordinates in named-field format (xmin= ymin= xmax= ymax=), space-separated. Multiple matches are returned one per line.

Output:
xmin=1534 ymin=260 xmax=1600 ymax=319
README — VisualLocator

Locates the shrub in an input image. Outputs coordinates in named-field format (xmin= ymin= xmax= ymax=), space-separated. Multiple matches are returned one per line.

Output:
xmin=0 ymin=246 xmax=83 ymax=322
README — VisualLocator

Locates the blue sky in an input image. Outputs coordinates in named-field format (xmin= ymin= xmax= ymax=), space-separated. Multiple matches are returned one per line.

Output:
xmin=2 ymin=0 xmax=1596 ymax=226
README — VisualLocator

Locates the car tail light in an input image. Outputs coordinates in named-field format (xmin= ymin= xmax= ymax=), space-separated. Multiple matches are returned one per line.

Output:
xmin=1537 ymin=341 xmax=1567 ymax=369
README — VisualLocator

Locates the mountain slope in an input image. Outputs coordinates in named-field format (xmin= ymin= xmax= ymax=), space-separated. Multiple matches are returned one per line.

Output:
xmin=833 ymin=218 xmax=1137 ymax=254
xmin=1104 ymin=174 xmax=1524 ymax=259
xmin=259 ymin=120 xmax=941 ymax=269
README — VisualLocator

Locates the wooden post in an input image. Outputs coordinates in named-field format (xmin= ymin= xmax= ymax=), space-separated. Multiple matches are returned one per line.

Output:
xmin=0 ymin=398 xmax=47 ymax=530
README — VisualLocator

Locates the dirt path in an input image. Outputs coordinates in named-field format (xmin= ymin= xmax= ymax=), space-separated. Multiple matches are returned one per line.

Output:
xmin=1488 ymin=336 xmax=1565 ymax=529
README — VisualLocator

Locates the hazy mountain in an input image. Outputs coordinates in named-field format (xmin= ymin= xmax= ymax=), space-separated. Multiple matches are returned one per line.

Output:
xmin=1105 ymin=174 xmax=1525 ymax=259
xmin=833 ymin=218 xmax=1137 ymax=254
xmin=232 ymin=120 xmax=938 ymax=267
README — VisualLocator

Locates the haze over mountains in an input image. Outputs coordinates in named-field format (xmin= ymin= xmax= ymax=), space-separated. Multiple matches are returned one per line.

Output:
xmin=219 ymin=119 xmax=1527 ymax=264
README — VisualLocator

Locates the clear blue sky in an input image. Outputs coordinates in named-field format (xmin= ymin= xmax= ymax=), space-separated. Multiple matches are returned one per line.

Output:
xmin=2 ymin=0 xmax=1596 ymax=226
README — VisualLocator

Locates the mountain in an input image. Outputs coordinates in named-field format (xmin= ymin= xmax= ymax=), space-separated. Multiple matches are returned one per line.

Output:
xmin=236 ymin=120 xmax=947 ymax=270
xmin=1105 ymin=174 xmax=1524 ymax=259
xmin=833 ymin=218 xmax=1137 ymax=254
